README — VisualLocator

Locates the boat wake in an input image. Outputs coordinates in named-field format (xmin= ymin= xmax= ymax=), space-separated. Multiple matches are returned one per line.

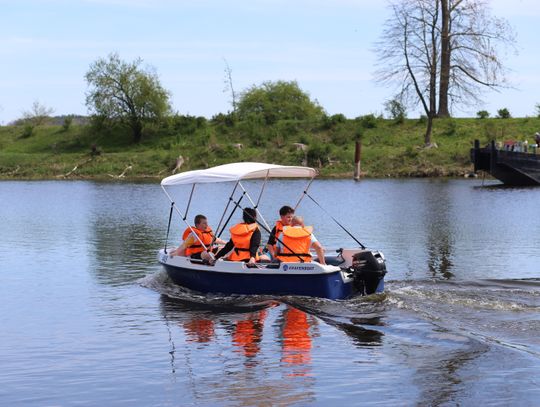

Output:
xmin=139 ymin=270 xmax=278 ymax=312
xmin=385 ymin=279 xmax=540 ymax=357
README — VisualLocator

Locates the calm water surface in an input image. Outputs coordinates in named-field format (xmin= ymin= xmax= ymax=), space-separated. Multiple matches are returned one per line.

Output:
xmin=1 ymin=179 xmax=539 ymax=406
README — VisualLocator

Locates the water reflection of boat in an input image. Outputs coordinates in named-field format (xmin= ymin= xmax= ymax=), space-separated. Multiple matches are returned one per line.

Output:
xmin=157 ymin=163 xmax=387 ymax=300
xmin=281 ymin=307 xmax=313 ymax=376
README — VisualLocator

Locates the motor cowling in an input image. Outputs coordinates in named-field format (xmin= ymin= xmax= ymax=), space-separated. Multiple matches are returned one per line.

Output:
xmin=350 ymin=250 xmax=387 ymax=295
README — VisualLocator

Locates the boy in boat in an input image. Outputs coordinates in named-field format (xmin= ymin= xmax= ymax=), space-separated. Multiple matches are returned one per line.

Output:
xmin=275 ymin=215 xmax=326 ymax=265
xmin=265 ymin=205 xmax=295 ymax=259
xmin=170 ymin=214 xmax=225 ymax=261
xmin=211 ymin=208 xmax=262 ymax=266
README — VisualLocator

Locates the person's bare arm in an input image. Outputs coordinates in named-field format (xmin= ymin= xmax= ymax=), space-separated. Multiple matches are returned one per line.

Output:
xmin=170 ymin=241 xmax=188 ymax=257
xmin=312 ymin=241 xmax=326 ymax=265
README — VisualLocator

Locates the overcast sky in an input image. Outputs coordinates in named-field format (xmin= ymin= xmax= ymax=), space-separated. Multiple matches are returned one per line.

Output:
xmin=0 ymin=0 xmax=538 ymax=124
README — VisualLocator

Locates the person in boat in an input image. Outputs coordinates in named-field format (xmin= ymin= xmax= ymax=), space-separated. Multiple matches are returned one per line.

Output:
xmin=275 ymin=215 xmax=326 ymax=265
xmin=169 ymin=214 xmax=225 ymax=261
xmin=264 ymin=205 xmax=295 ymax=259
xmin=211 ymin=207 xmax=262 ymax=266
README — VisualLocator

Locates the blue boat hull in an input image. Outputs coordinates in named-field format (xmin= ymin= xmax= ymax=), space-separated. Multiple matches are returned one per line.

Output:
xmin=161 ymin=263 xmax=361 ymax=300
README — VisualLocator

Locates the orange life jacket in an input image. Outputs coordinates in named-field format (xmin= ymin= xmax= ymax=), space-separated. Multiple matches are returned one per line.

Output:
xmin=182 ymin=226 xmax=214 ymax=256
xmin=273 ymin=220 xmax=285 ymax=242
xmin=228 ymin=223 xmax=259 ymax=262
xmin=282 ymin=307 xmax=312 ymax=366
xmin=276 ymin=226 xmax=313 ymax=263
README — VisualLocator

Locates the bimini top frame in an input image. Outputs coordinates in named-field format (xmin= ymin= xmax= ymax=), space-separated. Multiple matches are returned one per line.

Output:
xmin=160 ymin=162 xmax=318 ymax=254
xmin=161 ymin=162 xmax=317 ymax=186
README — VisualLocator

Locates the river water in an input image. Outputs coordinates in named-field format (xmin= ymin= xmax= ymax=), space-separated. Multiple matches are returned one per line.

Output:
xmin=1 ymin=179 xmax=539 ymax=406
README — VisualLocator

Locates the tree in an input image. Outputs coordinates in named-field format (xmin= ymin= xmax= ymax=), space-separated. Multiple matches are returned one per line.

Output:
xmin=222 ymin=58 xmax=237 ymax=113
xmin=85 ymin=53 xmax=171 ymax=143
xmin=496 ymin=108 xmax=510 ymax=119
xmin=21 ymin=100 xmax=55 ymax=126
xmin=375 ymin=0 xmax=515 ymax=145
xmin=384 ymin=98 xmax=407 ymax=123
xmin=236 ymin=80 xmax=324 ymax=125
xmin=535 ymin=103 xmax=540 ymax=118
xmin=476 ymin=110 xmax=490 ymax=119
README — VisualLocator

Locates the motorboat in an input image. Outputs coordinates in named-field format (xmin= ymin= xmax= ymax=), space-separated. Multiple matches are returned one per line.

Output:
xmin=157 ymin=162 xmax=387 ymax=300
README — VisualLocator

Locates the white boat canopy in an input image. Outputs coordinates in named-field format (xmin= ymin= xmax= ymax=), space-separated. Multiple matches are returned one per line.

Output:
xmin=161 ymin=162 xmax=317 ymax=186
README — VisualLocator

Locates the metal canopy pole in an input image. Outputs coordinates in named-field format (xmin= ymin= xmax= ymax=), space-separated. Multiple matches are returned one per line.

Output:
xmin=255 ymin=170 xmax=270 ymax=208
xmin=161 ymin=185 xmax=209 ymax=252
xmin=294 ymin=175 xmax=315 ymax=210
xmin=238 ymin=181 xmax=271 ymax=231
xmin=183 ymin=184 xmax=196 ymax=221
xmin=212 ymin=181 xmax=239 ymax=242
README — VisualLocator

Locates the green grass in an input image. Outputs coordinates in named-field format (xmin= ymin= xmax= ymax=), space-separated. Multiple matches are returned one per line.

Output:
xmin=1 ymin=116 xmax=539 ymax=180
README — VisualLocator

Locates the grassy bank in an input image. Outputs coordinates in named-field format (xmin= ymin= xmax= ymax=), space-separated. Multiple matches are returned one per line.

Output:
xmin=1 ymin=116 xmax=539 ymax=180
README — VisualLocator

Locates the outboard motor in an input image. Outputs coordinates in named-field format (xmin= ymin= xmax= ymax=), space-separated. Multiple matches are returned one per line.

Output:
xmin=350 ymin=250 xmax=387 ymax=295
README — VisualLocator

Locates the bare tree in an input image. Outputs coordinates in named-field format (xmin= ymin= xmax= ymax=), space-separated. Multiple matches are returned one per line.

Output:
xmin=22 ymin=100 xmax=55 ymax=126
xmin=375 ymin=0 xmax=516 ymax=145
xmin=222 ymin=58 xmax=237 ymax=113
xmin=375 ymin=0 xmax=440 ymax=145
xmin=438 ymin=0 xmax=516 ymax=117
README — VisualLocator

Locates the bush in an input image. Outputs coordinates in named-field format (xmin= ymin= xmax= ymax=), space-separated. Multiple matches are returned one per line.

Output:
xmin=496 ymin=108 xmax=511 ymax=119
xmin=236 ymin=80 xmax=325 ymax=125
xmin=321 ymin=113 xmax=347 ymax=130
xmin=384 ymin=98 xmax=406 ymax=124
xmin=535 ymin=103 xmax=540 ymax=118
xmin=483 ymin=121 xmax=497 ymax=142
xmin=476 ymin=110 xmax=490 ymax=119
xmin=307 ymin=142 xmax=330 ymax=166
xmin=169 ymin=114 xmax=206 ymax=134
xmin=62 ymin=116 xmax=73 ymax=131
xmin=329 ymin=124 xmax=350 ymax=146
xmin=441 ymin=119 xmax=457 ymax=136
xmin=211 ymin=112 xmax=237 ymax=127
xmin=417 ymin=115 xmax=427 ymax=125
xmin=358 ymin=114 xmax=378 ymax=129
xmin=20 ymin=124 xmax=35 ymax=138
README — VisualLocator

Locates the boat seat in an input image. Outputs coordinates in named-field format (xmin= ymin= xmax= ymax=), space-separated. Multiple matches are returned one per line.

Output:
xmin=313 ymin=255 xmax=345 ymax=266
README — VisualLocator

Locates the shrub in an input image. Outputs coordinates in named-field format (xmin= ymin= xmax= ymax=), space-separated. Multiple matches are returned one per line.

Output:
xmin=62 ymin=116 xmax=73 ymax=131
xmin=320 ymin=113 xmax=347 ymax=130
xmin=20 ymin=124 xmax=34 ymax=138
xmin=417 ymin=115 xmax=427 ymax=125
xmin=442 ymin=119 xmax=457 ymax=136
xmin=307 ymin=142 xmax=330 ymax=167
xmin=358 ymin=114 xmax=378 ymax=129
xmin=329 ymin=125 xmax=350 ymax=146
xmin=211 ymin=112 xmax=237 ymax=127
xmin=535 ymin=103 xmax=540 ymax=118
xmin=496 ymin=108 xmax=511 ymax=119
xmin=384 ymin=98 xmax=406 ymax=124
xmin=169 ymin=114 xmax=206 ymax=134
xmin=476 ymin=110 xmax=490 ymax=119
xmin=483 ymin=121 xmax=497 ymax=141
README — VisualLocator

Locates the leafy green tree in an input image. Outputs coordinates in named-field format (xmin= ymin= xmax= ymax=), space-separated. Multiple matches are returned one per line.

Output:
xmin=85 ymin=53 xmax=171 ymax=143
xmin=236 ymin=80 xmax=324 ymax=125
xmin=476 ymin=110 xmax=490 ymax=119
xmin=496 ymin=108 xmax=511 ymax=119
xmin=535 ymin=103 xmax=540 ymax=118
xmin=384 ymin=98 xmax=406 ymax=123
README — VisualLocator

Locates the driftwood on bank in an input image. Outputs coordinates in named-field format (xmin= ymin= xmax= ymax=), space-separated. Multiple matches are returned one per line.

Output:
xmin=172 ymin=155 xmax=184 ymax=174
xmin=56 ymin=157 xmax=94 ymax=178
xmin=108 ymin=165 xmax=132 ymax=179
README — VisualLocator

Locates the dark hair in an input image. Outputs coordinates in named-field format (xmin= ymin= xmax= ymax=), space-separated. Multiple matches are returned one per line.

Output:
xmin=243 ymin=208 xmax=257 ymax=224
xmin=279 ymin=205 xmax=294 ymax=216
xmin=194 ymin=214 xmax=207 ymax=225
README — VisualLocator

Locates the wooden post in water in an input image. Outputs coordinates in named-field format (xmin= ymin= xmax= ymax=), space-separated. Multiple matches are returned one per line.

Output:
xmin=354 ymin=140 xmax=362 ymax=181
